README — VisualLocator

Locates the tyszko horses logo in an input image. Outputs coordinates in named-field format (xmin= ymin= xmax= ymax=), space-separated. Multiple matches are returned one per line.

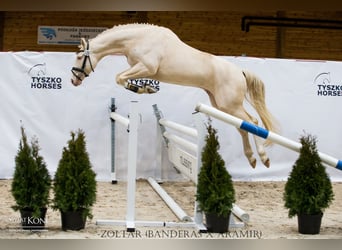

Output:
xmin=314 ymin=72 xmax=342 ymax=97
xmin=28 ymin=63 xmax=63 ymax=90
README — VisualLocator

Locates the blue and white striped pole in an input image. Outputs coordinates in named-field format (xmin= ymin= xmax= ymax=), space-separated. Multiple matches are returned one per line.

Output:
xmin=195 ymin=103 xmax=342 ymax=171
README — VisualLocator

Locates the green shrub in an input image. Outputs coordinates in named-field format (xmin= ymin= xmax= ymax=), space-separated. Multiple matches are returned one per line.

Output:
xmin=196 ymin=123 xmax=235 ymax=216
xmin=284 ymin=134 xmax=334 ymax=217
xmin=53 ymin=129 xmax=97 ymax=219
xmin=11 ymin=127 xmax=51 ymax=218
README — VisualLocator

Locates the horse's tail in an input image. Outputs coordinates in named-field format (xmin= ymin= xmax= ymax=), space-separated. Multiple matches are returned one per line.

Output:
xmin=243 ymin=70 xmax=279 ymax=146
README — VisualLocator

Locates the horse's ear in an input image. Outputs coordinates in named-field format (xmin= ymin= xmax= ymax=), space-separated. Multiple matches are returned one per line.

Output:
xmin=79 ymin=38 xmax=87 ymax=50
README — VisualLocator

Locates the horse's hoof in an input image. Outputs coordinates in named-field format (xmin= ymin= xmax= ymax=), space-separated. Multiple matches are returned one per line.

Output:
xmin=249 ymin=158 xmax=257 ymax=168
xmin=125 ymin=83 xmax=140 ymax=93
xmin=145 ymin=86 xmax=158 ymax=94
xmin=263 ymin=158 xmax=270 ymax=168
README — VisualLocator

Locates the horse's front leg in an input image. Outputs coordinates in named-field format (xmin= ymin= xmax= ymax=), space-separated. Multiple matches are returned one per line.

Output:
xmin=116 ymin=62 xmax=159 ymax=94
xmin=126 ymin=79 xmax=159 ymax=94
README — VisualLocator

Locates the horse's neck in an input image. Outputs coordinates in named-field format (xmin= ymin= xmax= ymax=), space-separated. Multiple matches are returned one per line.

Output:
xmin=90 ymin=29 xmax=132 ymax=60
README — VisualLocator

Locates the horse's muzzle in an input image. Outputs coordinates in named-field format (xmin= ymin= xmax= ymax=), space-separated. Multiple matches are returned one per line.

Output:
xmin=71 ymin=78 xmax=82 ymax=86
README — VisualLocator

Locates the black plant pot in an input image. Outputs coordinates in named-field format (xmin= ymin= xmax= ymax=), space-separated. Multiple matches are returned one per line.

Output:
xmin=205 ymin=212 xmax=231 ymax=233
xmin=61 ymin=209 xmax=86 ymax=231
xmin=297 ymin=213 xmax=323 ymax=234
xmin=20 ymin=207 xmax=47 ymax=230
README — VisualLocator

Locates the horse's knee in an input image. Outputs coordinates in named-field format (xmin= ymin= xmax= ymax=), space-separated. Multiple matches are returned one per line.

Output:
xmin=116 ymin=74 xmax=125 ymax=86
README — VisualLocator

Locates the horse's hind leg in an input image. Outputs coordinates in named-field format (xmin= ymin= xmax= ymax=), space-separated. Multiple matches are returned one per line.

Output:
xmin=239 ymin=130 xmax=257 ymax=168
xmin=249 ymin=117 xmax=270 ymax=167
xmin=232 ymin=108 xmax=269 ymax=168
xmin=207 ymin=91 xmax=259 ymax=168
xmin=254 ymin=135 xmax=270 ymax=167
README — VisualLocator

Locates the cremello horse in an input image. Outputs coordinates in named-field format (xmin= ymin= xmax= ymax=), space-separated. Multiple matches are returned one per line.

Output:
xmin=71 ymin=23 xmax=278 ymax=168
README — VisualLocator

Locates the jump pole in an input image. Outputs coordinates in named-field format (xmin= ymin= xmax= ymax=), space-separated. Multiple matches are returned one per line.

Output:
xmin=195 ymin=103 xmax=342 ymax=171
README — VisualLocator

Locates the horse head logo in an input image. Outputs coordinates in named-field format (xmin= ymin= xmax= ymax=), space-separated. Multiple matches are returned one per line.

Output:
xmin=28 ymin=63 xmax=46 ymax=77
xmin=314 ymin=72 xmax=331 ymax=85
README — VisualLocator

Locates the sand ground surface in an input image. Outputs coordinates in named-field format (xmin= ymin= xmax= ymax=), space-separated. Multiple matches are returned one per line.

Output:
xmin=0 ymin=179 xmax=341 ymax=239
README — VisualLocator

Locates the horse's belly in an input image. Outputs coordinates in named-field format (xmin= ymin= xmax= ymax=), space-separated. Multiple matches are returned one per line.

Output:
xmin=156 ymin=54 xmax=213 ymax=87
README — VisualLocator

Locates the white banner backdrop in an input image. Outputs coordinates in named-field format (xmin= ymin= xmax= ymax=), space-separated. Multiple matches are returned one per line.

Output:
xmin=1 ymin=52 xmax=342 ymax=181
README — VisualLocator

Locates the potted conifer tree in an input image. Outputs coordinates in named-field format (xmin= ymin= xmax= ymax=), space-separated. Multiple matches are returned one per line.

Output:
xmin=196 ymin=123 xmax=235 ymax=233
xmin=283 ymin=134 xmax=334 ymax=234
xmin=11 ymin=126 xmax=51 ymax=230
xmin=53 ymin=129 xmax=97 ymax=231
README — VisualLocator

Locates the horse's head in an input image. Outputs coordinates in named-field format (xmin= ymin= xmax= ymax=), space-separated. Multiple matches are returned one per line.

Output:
xmin=71 ymin=38 xmax=97 ymax=86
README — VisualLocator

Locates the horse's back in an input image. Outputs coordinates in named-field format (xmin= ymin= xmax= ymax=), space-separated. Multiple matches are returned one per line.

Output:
xmin=117 ymin=24 xmax=245 ymax=91
xmin=116 ymin=23 xmax=180 ymax=41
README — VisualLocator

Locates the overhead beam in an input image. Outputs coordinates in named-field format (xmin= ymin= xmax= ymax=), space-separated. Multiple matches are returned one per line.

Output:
xmin=0 ymin=12 xmax=4 ymax=51
xmin=242 ymin=15 xmax=342 ymax=32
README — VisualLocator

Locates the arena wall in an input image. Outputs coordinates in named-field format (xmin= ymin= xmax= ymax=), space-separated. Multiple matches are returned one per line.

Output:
xmin=1 ymin=11 xmax=342 ymax=61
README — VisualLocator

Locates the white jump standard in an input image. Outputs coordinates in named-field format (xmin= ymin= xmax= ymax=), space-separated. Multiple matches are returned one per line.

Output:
xmin=152 ymin=104 xmax=249 ymax=229
xmin=96 ymin=98 xmax=140 ymax=232
xmin=152 ymin=104 xmax=208 ymax=232
xmin=195 ymin=103 xmax=342 ymax=171
xmin=97 ymin=99 xmax=210 ymax=232
xmin=109 ymin=98 xmax=118 ymax=184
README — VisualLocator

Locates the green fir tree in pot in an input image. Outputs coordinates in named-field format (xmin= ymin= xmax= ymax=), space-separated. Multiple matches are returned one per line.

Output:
xmin=283 ymin=134 xmax=334 ymax=234
xmin=53 ymin=129 xmax=97 ymax=231
xmin=196 ymin=123 xmax=235 ymax=233
xmin=11 ymin=126 xmax=51 ymax=230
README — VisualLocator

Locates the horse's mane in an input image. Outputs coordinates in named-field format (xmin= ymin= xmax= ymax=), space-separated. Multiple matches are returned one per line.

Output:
xmin=95 ymin=23 xmax=160 ymax=39
xmin=113 ymin=23 xmax=158 ymax=30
